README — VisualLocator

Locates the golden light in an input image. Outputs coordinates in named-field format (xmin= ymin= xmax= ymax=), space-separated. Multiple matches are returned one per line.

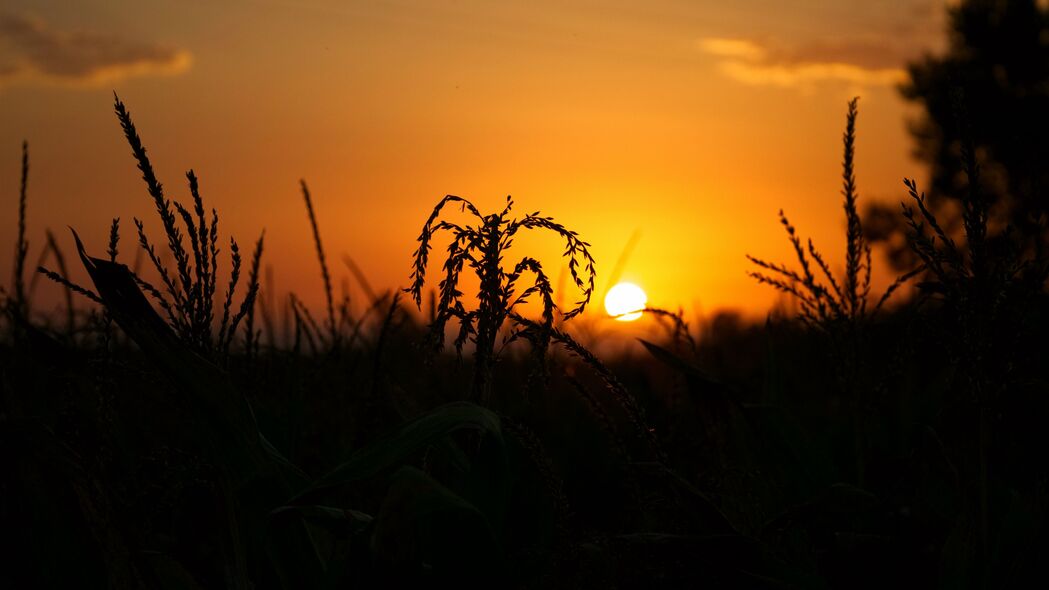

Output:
xmin=604 ymin=282 xmax=647 ymax=322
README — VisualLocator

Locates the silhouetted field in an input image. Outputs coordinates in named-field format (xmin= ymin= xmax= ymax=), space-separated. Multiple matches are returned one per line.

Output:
xmin=2 ymin=95 xmax=1047 ymax=589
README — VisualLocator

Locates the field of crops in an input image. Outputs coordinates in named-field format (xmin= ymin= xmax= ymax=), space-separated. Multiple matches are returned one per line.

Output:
xmin=2 ymin=95 xmax=1048 ymax=589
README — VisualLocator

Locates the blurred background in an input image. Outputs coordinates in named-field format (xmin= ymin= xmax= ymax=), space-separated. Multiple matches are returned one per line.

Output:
xmin=1 ymin=0 xmax=953 ymax=325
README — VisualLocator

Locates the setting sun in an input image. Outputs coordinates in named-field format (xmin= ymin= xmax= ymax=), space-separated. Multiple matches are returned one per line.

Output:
xmin=604 ymin=282 xmax=647 ymax=322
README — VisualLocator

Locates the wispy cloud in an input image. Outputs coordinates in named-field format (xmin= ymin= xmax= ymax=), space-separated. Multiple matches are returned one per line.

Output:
xmin=699 ymin=36 xmax=910 ymax=89
xmin=0 ymin=13 xmax=191 ymax=89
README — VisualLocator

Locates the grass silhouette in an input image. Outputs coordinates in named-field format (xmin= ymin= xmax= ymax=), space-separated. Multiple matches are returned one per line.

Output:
xmin=1 ymin=95 xmax=1047 ymax=589
xmin=407 ymin=194 xmax=596 ymax=404
xmin=747 ymin=98 xmax=919 ymax=329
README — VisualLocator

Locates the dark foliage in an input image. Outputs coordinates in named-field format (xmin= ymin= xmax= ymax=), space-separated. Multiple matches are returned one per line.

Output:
xmin=3 ymin=87 xmax=1048 ymax=590
xmin=869 ymin=0 xmax=1049 ymax=269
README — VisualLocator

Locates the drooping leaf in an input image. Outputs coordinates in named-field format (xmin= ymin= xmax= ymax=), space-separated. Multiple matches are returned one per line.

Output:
xmin=637 ymin=338 xmax=726 ymax=398
xmin=271 ymin=505 xmax=373 ymax=536
xmin=762 ymin=482 xmax=879 ymax=533
xmin=141 ymin=552 xmax=206 ymax=590
xmin=640 ymin=463 xmax=739 ymax=535
xmin=70 ymin=228 xmax=305 ymax=491
xmin=741 ymin=403 xmax=832 ymax=497
xmin=294 ymin=402 xmax=507 ymax=503
xmin=370 ymin=466 xmax=504 ymax=584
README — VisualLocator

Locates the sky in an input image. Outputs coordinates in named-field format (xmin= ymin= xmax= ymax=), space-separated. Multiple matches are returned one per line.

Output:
xmin=1 ymin=0 xmax=950 ymax=326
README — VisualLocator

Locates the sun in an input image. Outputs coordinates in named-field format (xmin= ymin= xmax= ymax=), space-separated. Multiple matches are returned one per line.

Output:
xmin=604 ymin=282 xmax=647 ymax=322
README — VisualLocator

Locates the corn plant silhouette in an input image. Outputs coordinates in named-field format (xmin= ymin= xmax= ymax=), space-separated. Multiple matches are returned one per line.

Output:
xmin=747 ymin=98 xmax=916 ymax=329
xmin=37 ymin=94 xmax=265 ymax=360
xmin=408 ymin=195 xmax=596 ymax=404
xmin=900 ymin=95 xmax=1049 ymax=580
xmin=746 ymin=98 xmax=920 ymax=486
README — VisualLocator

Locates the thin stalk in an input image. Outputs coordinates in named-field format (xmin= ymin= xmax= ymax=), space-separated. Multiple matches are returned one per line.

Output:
xmin=300 ymin=180 xmax=337 ymax=346
xmin=13 ymin=141 xmax=29 ymax=318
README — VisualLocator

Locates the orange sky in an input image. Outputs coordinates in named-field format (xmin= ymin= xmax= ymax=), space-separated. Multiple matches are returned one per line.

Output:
xmin=1 ymin=1 xmax=948 ymax=325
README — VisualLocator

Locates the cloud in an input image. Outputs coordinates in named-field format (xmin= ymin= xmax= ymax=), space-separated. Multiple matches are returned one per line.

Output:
xmin=698 ymin=36 xmax=909 ymax=89
xmin=0 ymin=13 xmax=191 ymax=88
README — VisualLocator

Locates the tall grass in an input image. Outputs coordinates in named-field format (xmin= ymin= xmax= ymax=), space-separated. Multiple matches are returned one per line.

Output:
xmin=300 ymin=180 xmax=337 ymax=347
xmin=43 ymin=229 xmax=75 ymax=334
xmin=4 ymin=92 xmax=1049 ymax=589
xmin=747 ymin=98 xmax=918 ymax=329
xmin=899 ymin=95 xmax=1049 ymax=582
xmin=407 ymin=195 xmax=596 ymax=404
xmin=747 ymin=98 xmax=923 ymax=486
xmin=3 ymin=141 xmax=31 ymax=326
xmin=43 ymin=94 xmax=269 ymax=359
xmin=12 ymin=141 xmax=29 ymax=318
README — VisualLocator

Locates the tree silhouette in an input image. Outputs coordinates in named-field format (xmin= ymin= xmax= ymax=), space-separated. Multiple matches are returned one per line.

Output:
xmin=868 ymin=0 xmax=1049 ymax=266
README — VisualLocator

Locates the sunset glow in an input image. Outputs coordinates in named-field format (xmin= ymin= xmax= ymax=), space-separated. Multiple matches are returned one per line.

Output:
xmin=0 ymin=0 xmax=943 ymax=320
xmin=5 ymin=2 xmax=1043 ymax=586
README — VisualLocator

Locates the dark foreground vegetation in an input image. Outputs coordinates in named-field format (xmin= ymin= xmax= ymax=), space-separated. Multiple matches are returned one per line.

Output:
xmin=4 ymin=3 xmax=1049 ymax=582
xmin=2 ymin=94 xmax=1046 ymax=590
